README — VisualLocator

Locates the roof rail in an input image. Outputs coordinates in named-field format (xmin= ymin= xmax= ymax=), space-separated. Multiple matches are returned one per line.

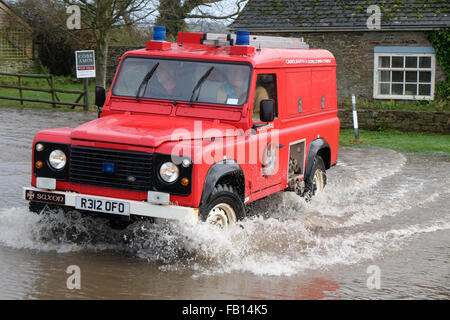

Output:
xmin=247 ymin=35 xmax=309 ymax=49
xmin=180 ymin=32 xmax=309 ymax=49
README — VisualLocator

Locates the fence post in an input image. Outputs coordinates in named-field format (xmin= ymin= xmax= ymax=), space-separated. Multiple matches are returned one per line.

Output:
xmin=18 ymin=75 xmax=23 ymax=105
xmin=49 ymin=75 xmax=56 ymax=108
xmin=352 ymin=94 xmax=359 ymax=140
xmin=0 ymin=72 xmax=86 ymax=109
xmin=83 ymin=78 xmax=89 ymax=111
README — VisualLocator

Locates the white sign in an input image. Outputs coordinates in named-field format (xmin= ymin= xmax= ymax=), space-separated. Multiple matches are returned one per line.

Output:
xmin=75 ymin=50 xmax=96 ymax=78
xmin=285 ymin=58 xmax=331 ymax=65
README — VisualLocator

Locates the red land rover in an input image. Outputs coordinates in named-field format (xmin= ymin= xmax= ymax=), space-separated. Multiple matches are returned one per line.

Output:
xmin=24 ymin=27 xmax=340 ymax=228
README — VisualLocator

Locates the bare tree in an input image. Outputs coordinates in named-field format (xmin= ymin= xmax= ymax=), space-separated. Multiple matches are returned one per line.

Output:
xmin=64 ymin=0 xmax=156 ymax=87
xmin=155 ymin=0 xmax=247 ymax=38
xmin=13 ymin=0 xmax=246 ymax=85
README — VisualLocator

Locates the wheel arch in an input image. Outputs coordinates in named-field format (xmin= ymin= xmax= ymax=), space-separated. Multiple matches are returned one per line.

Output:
xmin=199 ymin=160 xmax=245 ymax=207
xmin=305 ymin=138 xmax=331 ymax=181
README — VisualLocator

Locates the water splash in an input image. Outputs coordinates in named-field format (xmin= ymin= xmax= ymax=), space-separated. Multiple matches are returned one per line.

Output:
xmin=0 ymin=148 xmax=449 ymax=277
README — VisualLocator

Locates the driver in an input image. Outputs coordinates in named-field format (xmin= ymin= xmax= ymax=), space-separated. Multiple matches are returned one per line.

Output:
xmin=146 ymin=61 xmax=181 ymax=98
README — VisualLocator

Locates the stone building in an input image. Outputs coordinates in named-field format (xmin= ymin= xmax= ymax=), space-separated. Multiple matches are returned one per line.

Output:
xmin=229 ymin=0 xmax=449 ymax=103
xmin=0 ymin=0 xmax=33 ymax=73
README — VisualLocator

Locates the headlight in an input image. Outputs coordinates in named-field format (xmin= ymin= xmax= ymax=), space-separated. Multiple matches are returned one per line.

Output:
xmin=49 ymin=149 xmax=67 ymax=170
xmin=159 ymin=162 xmax=179 ymax=183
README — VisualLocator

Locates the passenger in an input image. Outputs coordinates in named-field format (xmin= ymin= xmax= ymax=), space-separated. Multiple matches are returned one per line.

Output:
xmin=252 ymin=84 xmax=269 ymax=120
xmin=217 ymin=66 xmax=270 ymax=119
xmin=218 ymin=66 xmax=250 ymax=105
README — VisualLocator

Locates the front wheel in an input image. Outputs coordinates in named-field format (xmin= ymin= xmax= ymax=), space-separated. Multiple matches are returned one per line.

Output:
xmin=199 ymin=184 xmax=246 ymax=228
xmin=303 ymin=155 xmax=327 ymax=200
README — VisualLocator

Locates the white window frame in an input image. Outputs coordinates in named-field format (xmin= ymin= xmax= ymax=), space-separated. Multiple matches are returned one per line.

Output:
xmin=373 ymin=51 xmax=436 ymax=101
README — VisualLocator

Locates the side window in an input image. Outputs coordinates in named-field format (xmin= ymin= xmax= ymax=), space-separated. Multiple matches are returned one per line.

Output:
xmin=253 ymin=74 xmax=277 ymax=121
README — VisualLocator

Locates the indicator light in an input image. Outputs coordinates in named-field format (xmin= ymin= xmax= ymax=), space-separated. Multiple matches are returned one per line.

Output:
xmin=181 ymin=178 xmax=189 ymax=187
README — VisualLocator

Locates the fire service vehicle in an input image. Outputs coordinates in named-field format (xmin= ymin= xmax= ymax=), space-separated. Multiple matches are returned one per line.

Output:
xmin=24 ymin=27 xmax=340 ymax=228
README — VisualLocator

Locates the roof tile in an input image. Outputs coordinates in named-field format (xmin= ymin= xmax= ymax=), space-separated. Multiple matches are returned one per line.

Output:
xmin=231 ymin=0 xmax=450 ymax=30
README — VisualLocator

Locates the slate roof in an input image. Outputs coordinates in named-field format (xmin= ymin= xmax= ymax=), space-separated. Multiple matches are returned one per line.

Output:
xmin=230 ymin=0 xmax=450 ymax=31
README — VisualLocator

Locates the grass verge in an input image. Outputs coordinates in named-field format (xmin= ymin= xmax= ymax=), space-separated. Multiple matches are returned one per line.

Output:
xmin=339 ymin=98 xmax=450 ymax=112
xmin=339 ymin=129 xmax=450 ymax=155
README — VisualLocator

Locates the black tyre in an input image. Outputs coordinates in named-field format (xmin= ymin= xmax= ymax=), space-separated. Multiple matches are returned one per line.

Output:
xmin=303 ymin=155 xmax=327 ymax=200
xmin=199 ymin=184 xmax=246 ymax=227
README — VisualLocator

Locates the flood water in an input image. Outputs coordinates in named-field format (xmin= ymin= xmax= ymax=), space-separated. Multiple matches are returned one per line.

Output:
xmin=0 ymin=108 xmax=449 ymax=300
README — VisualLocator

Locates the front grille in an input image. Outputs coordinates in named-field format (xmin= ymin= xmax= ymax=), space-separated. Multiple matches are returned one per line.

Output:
xmin=69 ymin=146 xmax=153 ymax=191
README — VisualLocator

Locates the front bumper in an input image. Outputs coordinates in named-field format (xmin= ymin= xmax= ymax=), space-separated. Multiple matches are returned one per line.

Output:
xmin=23 ymin=187 xmax=199 ymax=221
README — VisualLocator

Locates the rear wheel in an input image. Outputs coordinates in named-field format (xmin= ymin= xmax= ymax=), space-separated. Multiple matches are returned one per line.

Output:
xmin=304 ymin=155 xmax=327 ymax=200
xmin=199 ymin=184 xmax=246 ymax=228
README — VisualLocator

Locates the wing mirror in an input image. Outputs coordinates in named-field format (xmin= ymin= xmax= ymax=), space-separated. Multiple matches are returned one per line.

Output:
xmin=260 ymin=99 xmax=275 ymax=123
xmin=95 ymin=86 xmax=106 ymax=117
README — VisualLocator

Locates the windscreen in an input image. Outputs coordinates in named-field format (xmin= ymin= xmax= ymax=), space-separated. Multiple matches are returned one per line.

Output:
xmin=112 ymin=57 xmax=252 ymax=106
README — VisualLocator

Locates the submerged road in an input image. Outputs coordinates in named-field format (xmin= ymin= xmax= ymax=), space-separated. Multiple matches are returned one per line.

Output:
xmin=0 ymin=108 xmax=449 ymax=299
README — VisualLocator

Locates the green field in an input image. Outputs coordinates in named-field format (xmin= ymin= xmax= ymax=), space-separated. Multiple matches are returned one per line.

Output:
xmin=340 ymin=129 xmax=450 ymax=155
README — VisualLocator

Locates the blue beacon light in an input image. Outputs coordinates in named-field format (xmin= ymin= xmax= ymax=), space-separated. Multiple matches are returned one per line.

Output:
xmin=153 ymin=26 xmax=166 ymax=41
xmin=236 ymin=30 xmax=250 ymax=46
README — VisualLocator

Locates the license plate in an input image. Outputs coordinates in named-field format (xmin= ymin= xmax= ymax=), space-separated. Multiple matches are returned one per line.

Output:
xmin=75 ymin=196 xmax=130 ymax=216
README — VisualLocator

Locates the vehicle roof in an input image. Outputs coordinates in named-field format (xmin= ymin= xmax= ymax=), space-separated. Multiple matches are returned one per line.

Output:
xmin=123 ymin=43 xmax=336 ymax=69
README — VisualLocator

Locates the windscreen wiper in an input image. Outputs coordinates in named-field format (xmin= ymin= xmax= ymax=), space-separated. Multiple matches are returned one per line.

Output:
xmin=189 ymin=66 xmax=214 ymax=106
xmin=136 ymin=62 xmax=159 ymax=101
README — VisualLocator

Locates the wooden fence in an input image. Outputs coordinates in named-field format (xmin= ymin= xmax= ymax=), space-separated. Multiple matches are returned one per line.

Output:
xmin=0 ymin=72 xmax=89 ymax=110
